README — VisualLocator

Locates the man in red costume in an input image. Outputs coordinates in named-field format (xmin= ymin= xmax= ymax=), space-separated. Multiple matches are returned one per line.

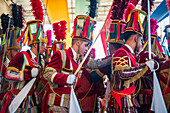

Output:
xmin=107 ymin=9 xmax=159 ymax=113
xmin=0 ymin=20 xmax=47 ymax=113
xmin=0 ymin=27 xmax=22 ymax=110
xmin=42 ymin=15 xmax=95 ymax=113
xmin=0 ymin=34 xmax=7 ymax=105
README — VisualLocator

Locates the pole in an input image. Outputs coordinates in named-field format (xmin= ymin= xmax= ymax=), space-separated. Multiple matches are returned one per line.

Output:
xmin=0 ymin=16 xmax=11 ymax=77
xmin=147 ymin=0 xmax=151 ymax=59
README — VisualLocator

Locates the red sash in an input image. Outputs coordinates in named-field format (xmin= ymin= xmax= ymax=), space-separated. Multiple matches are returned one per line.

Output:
xmin=110 ymin=86 xmax=135 ymax=113
xmin=0 ymin=89 xmax=36 ymax=113
xmin=10 ymin=89 xmax=35 ymax=95
xmin=21 ymin=51 xmax=35 ymax=68
xmin=0 ymin=92 xmax=12 ymax=113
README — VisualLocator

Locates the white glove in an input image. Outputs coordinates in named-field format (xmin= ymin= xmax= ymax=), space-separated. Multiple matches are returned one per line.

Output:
xmin=145 ymin=60 xmax=154 ymax=71
xmin=31 ymin=68 xmax=39 ymax=77
xmin=66 ymin=74 xmax=76 ymax=84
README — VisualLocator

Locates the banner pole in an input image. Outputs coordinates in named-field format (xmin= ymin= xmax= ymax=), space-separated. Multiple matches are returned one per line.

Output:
xmin=147 ymin=0 xmax=151 ymax=60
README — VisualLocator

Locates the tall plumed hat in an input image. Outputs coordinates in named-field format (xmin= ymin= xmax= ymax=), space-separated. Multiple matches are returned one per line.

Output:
xmin=16 ymin=20 xmax=47 ymax=46
xmin=2 ymin=4 xmax=24 ymax=50
xmin=143 ymin=18 xmax=164 ymax=56
xmin=108 ymin=20 xmax=126 ymax=45
xmin=0 ymin=14 xmax=14 ymax=34
xmin=16 ymin=0 xmax=45 ymax=46
xmin=45 ymin=30 xmax=52 ymax=62
xmin=6 ymin=27 xmax=22 ymax=50
xmin=72 ymin=15 xmax=96 ymax=42
xmin=46 ymin=20 xmax=67 ymax=62
xmin=124 ymin=9 xmax=147 ymax=36
xmin=164 ymin=25 xmax=170 ymax=46
xmin=46 ymin=30 xmax=52 ymax=48
xmin=162 ymin=25 xmax=170 ymax=56
xmin=52 ymin=20 xmax=67 ymax=51
xmin=107 ymin=0 xmax=131 ymax=45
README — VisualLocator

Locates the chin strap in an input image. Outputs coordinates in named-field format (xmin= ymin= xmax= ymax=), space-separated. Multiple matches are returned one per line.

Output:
xmin=76 ymin=40 xmax=81 ymax=62
xmin=134 ymin=36 xmax=139 ymax=56
xmin=10 ymin=51 xmax=13 ymax=61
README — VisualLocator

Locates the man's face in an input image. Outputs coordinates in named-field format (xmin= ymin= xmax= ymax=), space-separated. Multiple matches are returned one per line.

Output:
xmin=136 ymin=35 xmax=142 ymax=53
xmin=109 ymin=43 xmax=116 ymax=55
xmin=79 ymin=41 xmax=89 ymax=56
xmin=11 ymin=49 xmax=20 ymax=58
xmin=39 ymin=42 xmax=46 ymax=54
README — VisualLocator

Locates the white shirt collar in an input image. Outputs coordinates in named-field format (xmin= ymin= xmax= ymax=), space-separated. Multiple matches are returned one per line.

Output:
xmin=71 ymin=47 xmax=77 ymax=62
xmin=136 ymin=49 xmax=143 ymax=57
xmin=6 ymin=57 xmax=10 ymax=67
xmin=30 ymin=50 xmax=37 ymax=59
xmin=125 ymin=44 xmax=134 ymax=54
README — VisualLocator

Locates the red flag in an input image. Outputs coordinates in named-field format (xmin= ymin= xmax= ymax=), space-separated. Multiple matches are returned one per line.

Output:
xmin=100 ymin=6 xmax=113 ymax=56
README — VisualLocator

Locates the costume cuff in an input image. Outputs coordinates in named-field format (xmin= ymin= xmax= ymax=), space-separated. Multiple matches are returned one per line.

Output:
xmin=51 ymin=72 xmax=58 ymax=83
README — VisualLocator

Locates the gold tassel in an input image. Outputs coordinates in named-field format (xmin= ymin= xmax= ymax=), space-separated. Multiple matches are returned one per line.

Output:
xmin=123 ymin=66 xmax=148 ymax=86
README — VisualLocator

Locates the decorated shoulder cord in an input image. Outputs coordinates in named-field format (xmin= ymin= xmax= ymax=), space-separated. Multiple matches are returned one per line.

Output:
xmin=111 ymin=53 xmax=141 ymax=96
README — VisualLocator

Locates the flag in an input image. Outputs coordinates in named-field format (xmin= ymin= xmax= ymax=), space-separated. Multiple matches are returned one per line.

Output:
xmin=69 ymin=86 xmax=82 ymax=113
xmin=151 ymin=71 xmax=167 ymax=113
xmin=100 ymin=5 xmax=113 ymax=56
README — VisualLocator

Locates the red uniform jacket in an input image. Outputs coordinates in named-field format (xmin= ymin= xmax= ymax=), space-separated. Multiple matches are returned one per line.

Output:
xmin=42 ymin=47 xmax=81 ymax=113
xmin=1 ymin=50 xmax=45 ymax=112
xmin=108 ymin=45 xmax=151 ymax=113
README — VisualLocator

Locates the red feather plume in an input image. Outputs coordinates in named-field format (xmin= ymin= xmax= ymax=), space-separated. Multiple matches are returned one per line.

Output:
xmin=46 ymin=30 xmax=52 ymax=47
xmin=166 ymin=0 xmax=170 ymax=14
xmin=141 ymin=0 xmax=155 ymax=13
xmin=124 ymin=3 xmax=135 ymax=22
xmin=53 ymin=22 xmax=61 ymax=41
xmin=111 ymin=0 xmax=130 ymax=20
xmin=30 ymin=0 xmax=44 ymax=22
xmin=60 ymin=20 xmax=67 ymax=41
xmin=150 ymin=18 xmax=159 ymax=34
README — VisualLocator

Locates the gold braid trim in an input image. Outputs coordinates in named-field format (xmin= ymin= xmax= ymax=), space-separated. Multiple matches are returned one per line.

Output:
xmin=112 ymin=56 xmax=129 ymax=67
xmin=86 ymin=68 xmax=93 ymax=74
xmin=112 ymin=56 xmax=128 ymax=60
xmin=123 ymin=66 xmax=148 ymax=86
xmin=86 ymin=59 xmax=91 ymax=67
xmin=95 ymin=69 xmax=104 ymax=77
xmin=133 ymin=79 xmax=141 ymax=96
xmin=114 ymin=65 xmax=132 ymax=71
xmin=45 ymin=67 xmax=57 ymax=72
xmin=7 ymin=67 xmax=19 ymax=72
xmin=114 ymin=60 xmax=129 ymax=64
